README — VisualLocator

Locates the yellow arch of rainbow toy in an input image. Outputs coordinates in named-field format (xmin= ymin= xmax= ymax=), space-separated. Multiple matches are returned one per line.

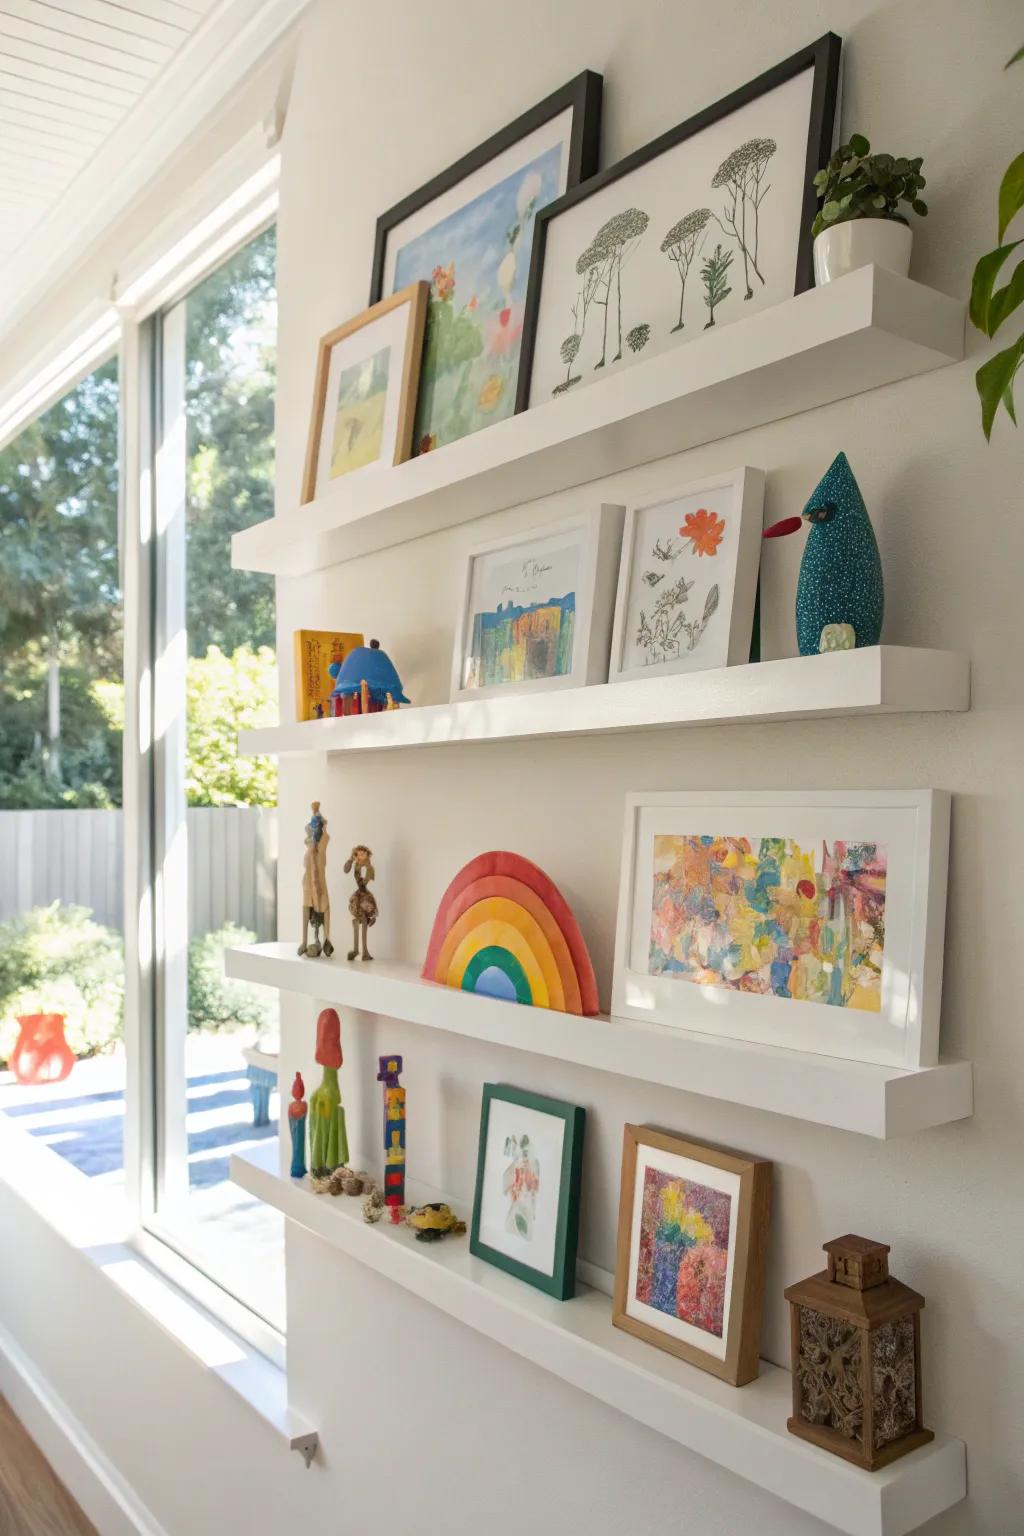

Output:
xmin=438 ymin=899 xmax=566 ymax=1011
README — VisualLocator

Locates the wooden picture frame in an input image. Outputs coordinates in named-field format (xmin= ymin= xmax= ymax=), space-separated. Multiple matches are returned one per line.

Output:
xmin=517 ymin=34 xmax=841 ymax=411
xmin=301 ymin=280 xmax=428 ymax=505
xmin=368 ymin=72 xmax=602 ymax=455
xmin=608 ymin=467 xmax=765 ymax=682
xmin=470 ymin=1083 xmax=585 ymax=1301
xmin=612 ymin=789 xmax=951 ymax=1069
xmin=613 ymin=1124 xmax=772 ymax=1386
xmin=450 ymin=503 xmax=624 ymax=703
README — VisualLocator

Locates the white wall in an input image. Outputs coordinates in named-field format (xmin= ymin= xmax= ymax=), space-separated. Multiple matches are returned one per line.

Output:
xmin=1 ymin=1 xmax=1021 ymax=1533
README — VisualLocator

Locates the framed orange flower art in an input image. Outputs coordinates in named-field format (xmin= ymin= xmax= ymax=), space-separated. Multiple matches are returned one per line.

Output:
xmin=608 ymin=467 xmax=765 ymax=681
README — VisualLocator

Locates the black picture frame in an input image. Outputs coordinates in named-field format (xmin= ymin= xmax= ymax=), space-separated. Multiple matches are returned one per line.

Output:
xmin=516 ymin=34 xmax=841 ymax=412
xmin=369 ymin=70 xmax=603 ymax=307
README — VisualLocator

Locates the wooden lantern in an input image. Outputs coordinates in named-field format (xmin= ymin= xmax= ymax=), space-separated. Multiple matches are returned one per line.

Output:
xmin=784 ymin=1235 xmax=932 ymax=1470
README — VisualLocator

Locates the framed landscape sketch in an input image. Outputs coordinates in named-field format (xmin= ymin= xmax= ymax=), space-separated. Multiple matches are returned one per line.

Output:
xmin=450 ymin=504 xmax=624 ymax=703
xmin=371 ymin=72 xmax=602 ymax=454
xmin=302 ymin=282 xmax=428 ymax=503
xmin=609 ymin=467 xmax=765 ymax=681
xmin=470 ymin=1084 xmax=585 ymax=1300
xmin=518 ymin=35 xmax=840 ymax=408
xmin=614 ymin=1125 xmax=771 ymax=1386
xmin=612 ymin=790 xmax=950 ymax=1068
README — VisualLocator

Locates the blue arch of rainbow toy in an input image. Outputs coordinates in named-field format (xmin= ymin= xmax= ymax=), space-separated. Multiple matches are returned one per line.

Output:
xmin=461 ymin=945 xmax=533 ymax=1005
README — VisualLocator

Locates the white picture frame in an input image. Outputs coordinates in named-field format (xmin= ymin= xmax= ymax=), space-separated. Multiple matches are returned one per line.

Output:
xmin=449 ymin=504 xmax=624 ymax=703
xmin=609 ymin=467 xmax=764 ymax=682
xmin=611 ymin=789 xmax=950 ymax=1069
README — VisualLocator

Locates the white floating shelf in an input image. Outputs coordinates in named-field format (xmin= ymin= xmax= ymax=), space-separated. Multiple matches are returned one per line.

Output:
xmin=225 ymin=946 xmax=972 ymax=1140
xmin=233 ymin=267 xmax=964 ymax=576
xmin=240 ymin=647 xmax=970 ymax=758
xmin=232 ymin=1144 xmax=965 ymax=1536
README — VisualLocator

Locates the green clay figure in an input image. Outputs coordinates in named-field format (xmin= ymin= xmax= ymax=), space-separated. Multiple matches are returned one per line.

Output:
xmin=309 ymin=1006 xmax=349 ymax=1173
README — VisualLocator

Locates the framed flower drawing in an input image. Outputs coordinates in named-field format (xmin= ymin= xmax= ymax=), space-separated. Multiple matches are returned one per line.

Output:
xmin=370 ymin=72 xmax=602 ymax=455
xmin=517 ymin=35 xmax=840 ymax=409
xmin=450 ymin=504 xmax=624 ymax=703
xmin=612 ymin=790 xmax=950 ymax=1069
xmin=614 ymin=1125 xmax=771 ymax=1386
xmin=609 ymin=467 xmax=764 ymax=681
xmin=470 ymin=1084 xmax=585 ymax=1300
xmin=301 ymin=282 xmax=428 ymax=504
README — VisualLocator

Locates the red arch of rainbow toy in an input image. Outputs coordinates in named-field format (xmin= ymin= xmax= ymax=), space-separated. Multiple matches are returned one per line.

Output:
xmin=421 ymin=851 xmax=599 ymax=1017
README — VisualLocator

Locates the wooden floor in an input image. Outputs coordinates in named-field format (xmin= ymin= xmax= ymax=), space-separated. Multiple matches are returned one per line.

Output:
xmin=0 ymin=1397 xmax=98 ymax=1536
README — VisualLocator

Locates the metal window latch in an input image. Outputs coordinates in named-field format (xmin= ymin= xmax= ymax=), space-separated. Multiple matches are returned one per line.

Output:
xmin=289 ymin=1431 xmax=318 ymax=1469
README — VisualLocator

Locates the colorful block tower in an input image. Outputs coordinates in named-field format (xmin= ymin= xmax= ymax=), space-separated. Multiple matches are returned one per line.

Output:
xmin=376 ymin=1054 xmax=406 ymax=1212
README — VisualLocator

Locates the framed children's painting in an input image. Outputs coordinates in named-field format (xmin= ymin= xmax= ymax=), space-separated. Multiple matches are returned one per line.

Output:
xmin=470 ymin=1084 xmax=585 ymax=1300
xmin=612 ymin=790 xmax=950 ymax=1068
xmin=614 ymin=1125 xmax=771 ymax=1386
xmin=370 ymin=71 xmax=602 ymax=455
xmin=609 ymin=467 xmax=765 ymax=681
xmin=517 ymin=35 xmax=840 ymax=409
xmin=450 ymin=504 xmax=624 ymax=702
xmin=301 ymin=282 xmax=428 ymax=504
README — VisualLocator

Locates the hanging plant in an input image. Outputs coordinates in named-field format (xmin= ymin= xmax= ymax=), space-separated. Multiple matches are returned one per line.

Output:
xmin=969 ymin=45 xmax=1024 ymax=439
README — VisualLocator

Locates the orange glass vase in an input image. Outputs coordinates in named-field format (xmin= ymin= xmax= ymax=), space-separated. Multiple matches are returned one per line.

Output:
xmin=11 ymin=1013 xmax=74 ymax=1085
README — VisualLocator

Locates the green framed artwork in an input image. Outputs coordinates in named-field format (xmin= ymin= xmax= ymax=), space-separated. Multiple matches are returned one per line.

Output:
xmin=470 ymin=1083 xmax=585 ymax=1300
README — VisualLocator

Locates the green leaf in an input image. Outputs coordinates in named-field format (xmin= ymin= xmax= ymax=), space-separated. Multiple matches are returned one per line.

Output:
xmin=872 ymin=195 xmax=887 ymax=209
xmin=822 ymin=200 xmax=841 ymax=223
xmin=849 ymin=132 xmax=870 ymax=156
xmin=997 ymin=150 xmax=1024 ymax=242
xmin=1006 ymin=43 xmax=1024 ymax=67
xmin=813 ymin=170 xmax=828 ymax=191
xmin=970 ymin=239 xmax=1023 ymax=333
xmin=912 ymin=199 xmax=928 ymax=216
xmin=976 ymin=334 xmax=1024 ymax=439
xmin=988 ymin=256 xmax=1024 ymax=334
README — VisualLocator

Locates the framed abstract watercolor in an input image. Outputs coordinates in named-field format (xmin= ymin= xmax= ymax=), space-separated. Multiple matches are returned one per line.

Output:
xmin=301 ymin=282 xmax=428 ymax=504
xmin=517 ymin=35 xmax=840 ymax=409
xmin=370 ymin=72 xmax=602 ymax=455
xmin=609 ymin=467 xmax=765 ymax=681
xmin=612 ymin=790 xmax=950 ymax=1068
xmin=470 ymin=1084 xmax=585 ymax=1300
xmin=450 ymin=504 xmax=624 ymax=702
xmin=614 ymin=1125 xmax=771 ymax=1385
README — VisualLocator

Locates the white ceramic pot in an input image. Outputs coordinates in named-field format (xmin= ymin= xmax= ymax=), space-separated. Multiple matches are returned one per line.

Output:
xmin=813 ymin=219 xmax=913 ymax=285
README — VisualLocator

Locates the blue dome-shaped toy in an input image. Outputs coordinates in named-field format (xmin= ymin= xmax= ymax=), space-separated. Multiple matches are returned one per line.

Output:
xmin=330 ymin=638 xmax=409 ymax=709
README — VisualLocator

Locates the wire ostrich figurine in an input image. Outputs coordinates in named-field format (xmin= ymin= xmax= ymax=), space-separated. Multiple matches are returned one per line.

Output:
xmin=344 ymin=845 xmax=377 ymax=962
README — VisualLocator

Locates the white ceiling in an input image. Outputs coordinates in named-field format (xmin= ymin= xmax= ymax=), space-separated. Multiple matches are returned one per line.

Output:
xmin=0 ymin=0 xmax=219 ymax=265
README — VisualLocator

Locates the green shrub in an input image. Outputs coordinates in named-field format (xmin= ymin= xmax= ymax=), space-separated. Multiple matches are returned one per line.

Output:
xmin=0 ymin=902 xmax=124 ymax=1063
xmin=188 ymin=922 xmax=276 ymax=1035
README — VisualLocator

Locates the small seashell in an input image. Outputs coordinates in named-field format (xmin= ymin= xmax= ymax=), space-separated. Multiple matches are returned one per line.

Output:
xmin=819 ymin=622 xmax=856 ymax=653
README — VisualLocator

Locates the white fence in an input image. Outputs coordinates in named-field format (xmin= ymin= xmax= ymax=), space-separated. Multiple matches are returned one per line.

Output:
xmin=0 ymin=807 xmax=277 ymax=940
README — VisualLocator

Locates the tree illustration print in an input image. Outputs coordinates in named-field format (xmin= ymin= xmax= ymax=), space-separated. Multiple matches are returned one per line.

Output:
xmin=701 ymin=244 xmax=733 ymax=327
xmin=553 ymin=207 xmax=651 ymax=391
xmin=711 ymin=137 xmax=777 ymax=299
xmin=660 ymin=208 xmax=712 ymax=331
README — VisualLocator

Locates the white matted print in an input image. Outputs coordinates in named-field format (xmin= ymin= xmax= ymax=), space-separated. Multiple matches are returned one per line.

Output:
xmin=475 ymin=1097 xmax=565 ymax=1278
xmin=521 ymin=38 xmax=839 ymax=407
xmin=610 ymin=468 xmax=764 ymax=680
xmin=612 ymin=790 xmax=950 ymax=1068
xmin=450 ymin=504 xmax=624 ymax=702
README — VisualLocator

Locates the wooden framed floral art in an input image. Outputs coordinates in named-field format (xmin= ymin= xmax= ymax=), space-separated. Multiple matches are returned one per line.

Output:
xmin=470 ymin=1084 xmax=585 ymax=1300
xmin=450 ymin=504 xmax=624 ymax=702
xmin=301 ymin=282 xmax=428 ymax=504
xmin=614 ymin=1125 xmax=771 ymax=1386
xmin=517 ymin=35 xmax=841 ymax=409
xmin=609 ymin=467 xmax=765 ymax=681
xmin=612 ymin=789 xmax=951 ymax=1069
xmin=370 ymin=71 xmax=602 ymax=455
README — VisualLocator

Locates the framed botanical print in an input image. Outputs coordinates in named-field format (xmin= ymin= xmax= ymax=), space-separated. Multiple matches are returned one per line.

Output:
xmin=612 ymin=790 xmax=950 ymax=1069
xmin=301 ymin=282 xmax=428 ymax=503
xmin=609 ymin=467 xmax=765 ymax=681
xmin=450 ymin=504 xmax=624 ymax=702
xmin=517 ymin=35 xmax=841 ymax=409
xmin=370 ymin=71 xmax=602 ymax=455
xmin=470 ymin=1084 xmax=585 ymax=1300
xmin=614 ymin=1125 xmax=771 ymax=1386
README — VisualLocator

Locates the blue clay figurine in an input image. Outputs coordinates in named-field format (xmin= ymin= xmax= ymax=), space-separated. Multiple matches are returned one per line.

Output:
xmin=764 ymin=452 xmax=883 ymax=657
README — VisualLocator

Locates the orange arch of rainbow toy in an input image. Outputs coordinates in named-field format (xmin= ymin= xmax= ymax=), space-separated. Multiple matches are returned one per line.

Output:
xmin=421 ymin=852 xmax=599 ymax=1016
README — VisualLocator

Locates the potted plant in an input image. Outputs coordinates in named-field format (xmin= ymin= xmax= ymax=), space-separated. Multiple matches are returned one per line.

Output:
xmin=811 ymin=135 xmax=928 ymax=285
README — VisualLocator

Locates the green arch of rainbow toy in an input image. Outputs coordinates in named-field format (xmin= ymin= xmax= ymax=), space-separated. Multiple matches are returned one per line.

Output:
xmin=421 ymin=851 xmax=599 ymax=1017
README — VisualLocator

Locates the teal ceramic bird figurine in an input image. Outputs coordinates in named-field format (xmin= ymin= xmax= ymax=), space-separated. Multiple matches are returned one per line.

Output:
xmin=763 ymin=452 xmax=884 ymax=656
